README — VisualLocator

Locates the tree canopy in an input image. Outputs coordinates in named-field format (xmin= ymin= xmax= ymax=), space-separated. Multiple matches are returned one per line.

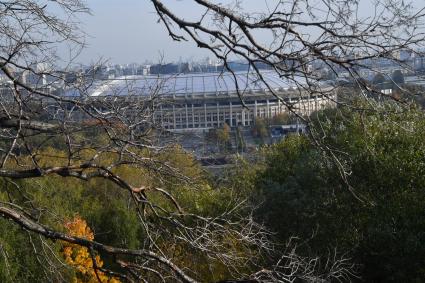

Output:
xmin=236 ymin=100 xmax=425 ymax=282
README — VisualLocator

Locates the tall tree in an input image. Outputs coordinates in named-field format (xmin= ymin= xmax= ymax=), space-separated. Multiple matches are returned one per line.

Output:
xmin=246 ymin=101 xmax=425 ymax=282
xmin=0 ymin=0 xmax=424 ymax=282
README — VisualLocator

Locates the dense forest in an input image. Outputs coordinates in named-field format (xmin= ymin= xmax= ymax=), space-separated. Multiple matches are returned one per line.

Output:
xmin=1 ymin=0 xmax=425 ymax=282
xmin=232 ymin=99 xmax=425 ymax=282
xmin=1 ymin=99 xmax=425 ymax=282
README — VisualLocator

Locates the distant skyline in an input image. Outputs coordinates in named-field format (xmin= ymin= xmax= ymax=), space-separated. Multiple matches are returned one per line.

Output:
xmin=74 ymin=0 xmax=424 ymax=65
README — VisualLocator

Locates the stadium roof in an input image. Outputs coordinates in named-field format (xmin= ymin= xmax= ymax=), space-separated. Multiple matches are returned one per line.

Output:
xmin=81 ymin=71 xmax=310 ymax=98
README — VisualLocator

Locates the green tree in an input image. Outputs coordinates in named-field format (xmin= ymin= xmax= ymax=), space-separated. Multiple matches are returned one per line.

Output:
xmin=216 ymin=122 xmax=232 ymax=151
xmin=392 ymin=69 xmax=405 ymax=85
xmin=242 ymin=101 xmax=425 ymax=282
xmin=252 ymin=118 xmax=269 ymax=143
xmin=271 ymin=113 xmax=291 ymax=125
xmin=372 ymin=73 xmax=386 ymax=85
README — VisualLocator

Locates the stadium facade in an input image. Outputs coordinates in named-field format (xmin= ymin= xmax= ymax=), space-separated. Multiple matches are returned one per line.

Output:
xmin=87 ymin=71 xmax=336 ymax=131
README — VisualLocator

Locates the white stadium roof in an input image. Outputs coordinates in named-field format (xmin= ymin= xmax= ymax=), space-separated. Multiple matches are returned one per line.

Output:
xmin=68 ymin=71 xmax=313 ymax=98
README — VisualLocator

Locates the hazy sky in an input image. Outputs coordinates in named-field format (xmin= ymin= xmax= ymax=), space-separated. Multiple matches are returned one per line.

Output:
xmin=78 ymin=0 xmax=211 ymax=64
xmin=76 ymin=0 xmax=424 ymax=65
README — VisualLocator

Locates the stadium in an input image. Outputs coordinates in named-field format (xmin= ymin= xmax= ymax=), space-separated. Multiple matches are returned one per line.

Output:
xmin=84 ymin=71 xmax=336 ymax=131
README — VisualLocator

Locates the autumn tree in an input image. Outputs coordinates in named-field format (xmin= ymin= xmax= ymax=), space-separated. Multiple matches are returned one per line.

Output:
xmin=62 ymin=216 xmax=120 ymax=283
xmin=0 ymin=1 xmax=275 ymax=281
xmin=0 ymin=0 xmax=424 ymax=282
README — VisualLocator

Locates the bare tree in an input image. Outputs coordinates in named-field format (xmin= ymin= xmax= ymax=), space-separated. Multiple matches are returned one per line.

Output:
xmin=0 ymin=1 xmax=351 ymax=282
xmin=2 ymin=0 xmax=423 ymax=282
xmin=150 ymin=0 xmax=425 ymax=201
xmin=150 ymin=0 xmax=425 ymax=97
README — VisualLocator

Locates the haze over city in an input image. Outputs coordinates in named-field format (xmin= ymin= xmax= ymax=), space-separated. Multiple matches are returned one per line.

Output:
xmin=77 ymin=0 xmax=424 ymax=64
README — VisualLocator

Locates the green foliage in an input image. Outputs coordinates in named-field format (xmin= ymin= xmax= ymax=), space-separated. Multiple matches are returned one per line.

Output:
xmin=245 ymin=101 xmax=425 ymax=282
xmin=271 ymin=112 xmax=295 ymax=125
xmin=235 ymin=126 xmax=246 ymax=152
xmin=0 ymin=143 xmax=252 ymax=282
xmin=372 ymin=73 xmax=386 ymax=85
xmin=205 ymin=123 xmax=233 ymax=152
xmin=392 ymin=69 xmax=405 ymax=85
xmin=0 ymin=217 xmax=58 ymax=283
xmin=5 ymin=96 xmax=425 ymax=282
xmin=217 ymin=122 xmax=231 ymax=142
xmin=252 ymin=118 xmax=269 ymax=142
xmin=216 ymin=123 xmax=232 ymax=151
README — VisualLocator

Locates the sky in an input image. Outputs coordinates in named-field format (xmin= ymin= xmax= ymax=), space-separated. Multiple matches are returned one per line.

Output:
xmin=77 ymin=0 xmax=211 ymax=65
xmin=74 ymin=0 xmax=424 ymax=65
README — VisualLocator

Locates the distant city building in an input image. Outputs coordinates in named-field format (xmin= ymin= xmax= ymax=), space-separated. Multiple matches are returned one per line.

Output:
xmin=150 ymin=63 xmax=180 ymax=75
xmin=3 ymin=54 xmax=424 ymax=130
xmin=83 ymin=71 xmax=336 ymax=131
